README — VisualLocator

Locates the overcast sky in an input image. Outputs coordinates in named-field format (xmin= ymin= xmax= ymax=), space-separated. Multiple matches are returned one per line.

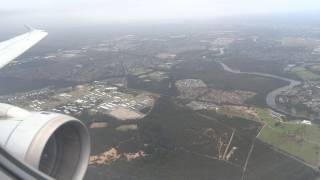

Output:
xmin=2 ymin=0 xmax=320 ymax=22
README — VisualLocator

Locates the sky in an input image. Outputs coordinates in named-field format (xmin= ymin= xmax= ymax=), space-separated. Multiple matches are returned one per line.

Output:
xmin=1 ymin=0 xmax=320 ymax=23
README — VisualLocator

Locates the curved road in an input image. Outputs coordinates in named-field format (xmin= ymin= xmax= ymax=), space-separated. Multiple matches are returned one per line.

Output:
xmin=218 ymin=61 xmax=302 ymax=117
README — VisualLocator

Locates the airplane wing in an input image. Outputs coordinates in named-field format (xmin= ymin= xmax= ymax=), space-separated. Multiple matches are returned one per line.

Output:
xmin=0 ymin=28 xmax=90 ymax=180
xmin=0 ymin=28 xmax=48 ymax=69
xmin=0 ymin=28 xmax=51 ymax=179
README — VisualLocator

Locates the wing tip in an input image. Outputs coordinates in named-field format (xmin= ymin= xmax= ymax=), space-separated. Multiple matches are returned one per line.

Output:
xmin=24 ymin=25 xmax=35 ymax=31
xmin=24 ymin=25 xmax=48 ymax=35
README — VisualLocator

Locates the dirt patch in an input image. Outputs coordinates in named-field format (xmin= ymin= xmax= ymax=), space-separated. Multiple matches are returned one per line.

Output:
xmin=90 ymin=122 xmax=108 ymax=129
xmin=110 ymin=107 xmax=144 ymax=120
xmin=116 ymin=124 xmax=138 ymax=131
xmin=124 ymin=151 xmax=147 ymax=161
xmin=90 ymin=148 xmax=121 ymax=166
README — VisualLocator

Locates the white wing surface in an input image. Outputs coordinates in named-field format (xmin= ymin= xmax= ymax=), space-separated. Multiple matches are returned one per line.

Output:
xmin=0 ymin=29 xmax=48 ymax=69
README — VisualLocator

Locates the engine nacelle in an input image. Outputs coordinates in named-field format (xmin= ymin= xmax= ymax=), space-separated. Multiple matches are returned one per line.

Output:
xmin=0 ymin=106 xmax=90 ymax=180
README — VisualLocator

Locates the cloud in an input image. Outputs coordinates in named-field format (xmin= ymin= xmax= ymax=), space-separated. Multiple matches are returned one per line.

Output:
xmin=1 ymin=0 xmax=320 ymax=22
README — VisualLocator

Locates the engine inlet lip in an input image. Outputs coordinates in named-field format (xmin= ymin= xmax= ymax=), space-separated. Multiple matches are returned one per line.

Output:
xmin=25 ymin=113 xmax=90 ymax=180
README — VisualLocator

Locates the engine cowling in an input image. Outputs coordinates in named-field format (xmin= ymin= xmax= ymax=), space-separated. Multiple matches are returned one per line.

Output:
xmin=0 ymin=106 xmax=90 ymax=180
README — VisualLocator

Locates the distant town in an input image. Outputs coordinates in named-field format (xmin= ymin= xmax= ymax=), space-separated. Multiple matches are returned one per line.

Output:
xmin=0 ymin=80 xmax=156 ymax=121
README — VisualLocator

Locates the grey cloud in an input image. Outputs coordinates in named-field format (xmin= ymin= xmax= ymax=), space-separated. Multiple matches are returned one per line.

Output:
xmin=1 ymin=0 xmax=320 ymax=22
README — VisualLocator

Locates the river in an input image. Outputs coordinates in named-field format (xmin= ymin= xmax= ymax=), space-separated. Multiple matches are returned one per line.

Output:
xmin=218 ymin=61 xmax=302 ymax=117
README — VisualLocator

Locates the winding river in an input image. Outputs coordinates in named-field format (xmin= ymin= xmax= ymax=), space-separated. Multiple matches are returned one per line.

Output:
xmin=218 ymin=61 xmax=302 ymax=117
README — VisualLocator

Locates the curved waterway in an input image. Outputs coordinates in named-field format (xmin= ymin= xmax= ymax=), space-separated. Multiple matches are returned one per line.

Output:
xmin=218 ymin=61 xmax=302 ymax=117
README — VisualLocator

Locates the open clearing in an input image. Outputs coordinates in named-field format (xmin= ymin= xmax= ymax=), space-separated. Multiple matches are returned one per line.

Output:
xmin=215 ymin=105 xmax=320 ymax=167
xmin=256 ymin=108 xmax=320 ymax=167
xmin=290 ymin=66 xmax=320 ymax=81
xmin=109 ymin=107 xmax=144 ymax=120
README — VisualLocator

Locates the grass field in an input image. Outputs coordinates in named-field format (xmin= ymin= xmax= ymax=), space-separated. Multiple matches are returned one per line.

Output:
xmin=290 ymin=66 xmax=320 ymax=81
xmin=216 ymin=105 xmax=258 ymax=122
xmin=256 ymin=108 xmax=320 ymax=166
xmin=215 ymin=106 xmax=320 ymax=166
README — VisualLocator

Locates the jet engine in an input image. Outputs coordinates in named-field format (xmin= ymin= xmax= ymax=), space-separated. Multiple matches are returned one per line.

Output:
xmin=0 ymin=103 xmax=90 ymax=180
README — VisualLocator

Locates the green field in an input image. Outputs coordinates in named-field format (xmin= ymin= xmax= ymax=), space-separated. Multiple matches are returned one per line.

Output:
xmin=290 ymin=66 xmax=320 ymax=81
xmin=256 ymin=108 xmax=320 ymax=166
xmin=216 ymin=106 xmax=320 ymax=166
xmin=216 ymin=106 xmax=258 ymax=122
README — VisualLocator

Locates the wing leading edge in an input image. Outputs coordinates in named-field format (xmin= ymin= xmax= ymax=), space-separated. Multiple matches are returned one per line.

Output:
xmin=0 ymin=29 xmax=48 ymax=69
